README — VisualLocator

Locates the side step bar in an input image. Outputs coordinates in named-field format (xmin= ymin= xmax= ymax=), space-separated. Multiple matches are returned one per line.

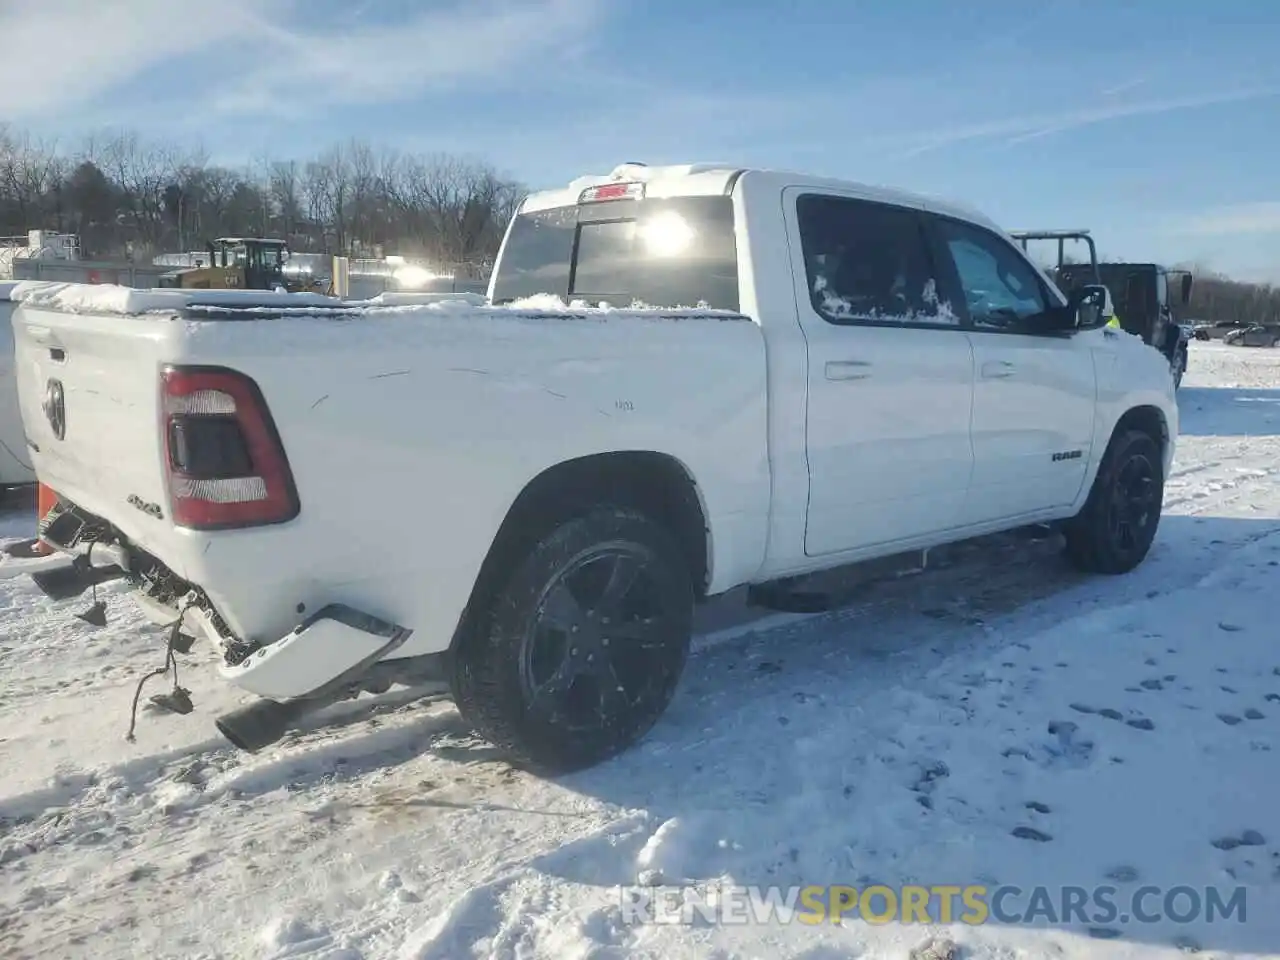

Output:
xmin=748 ymin=548 xmax=930 ymax=613
xmin=745 ymin=524 xmax=1061 ymax=613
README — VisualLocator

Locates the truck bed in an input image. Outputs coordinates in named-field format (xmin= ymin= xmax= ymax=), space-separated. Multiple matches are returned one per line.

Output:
xmin=11 ymin=282 xmax=770 ymax=661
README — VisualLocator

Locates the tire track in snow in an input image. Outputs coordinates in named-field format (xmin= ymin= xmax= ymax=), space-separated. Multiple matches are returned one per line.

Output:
xmin=6 ymin=517 xmax=1277 ymax=959
xmin=5 ymin=376 xmax=1280 ymax=957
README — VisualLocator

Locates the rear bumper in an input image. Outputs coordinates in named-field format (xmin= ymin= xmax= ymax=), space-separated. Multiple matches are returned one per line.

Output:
xmin=132 ymin=589 xmax=414 ymax=700
xmin=34 ymin=500 xmax=416 ymax=701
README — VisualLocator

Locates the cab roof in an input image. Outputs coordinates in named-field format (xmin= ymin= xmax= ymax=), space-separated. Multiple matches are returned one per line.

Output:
xmin=520 ymin=161 xmax=1000 ymax=232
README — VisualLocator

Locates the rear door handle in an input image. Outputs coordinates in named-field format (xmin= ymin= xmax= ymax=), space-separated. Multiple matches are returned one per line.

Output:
xmin=825 ymin=360 xmax=872 ymax=381
xmin=981 ymin=360 xmax=1015 ymax=379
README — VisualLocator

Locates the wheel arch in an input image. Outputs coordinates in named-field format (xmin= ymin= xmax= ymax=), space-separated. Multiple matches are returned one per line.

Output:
xmin=1108 ymin=403 xmax=1172 ymax=481
xmin=1079 ymin=403 xmax=1171 ymax=511
xmin=452 ymin=450 xmax=712 ymax=651
xmin=1113 ymin=404 xmax=1169 ymax=454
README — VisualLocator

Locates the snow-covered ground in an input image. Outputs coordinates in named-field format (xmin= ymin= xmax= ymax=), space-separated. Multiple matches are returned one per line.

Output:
xmin=2 ymin=342 xmax=1279 ymax=960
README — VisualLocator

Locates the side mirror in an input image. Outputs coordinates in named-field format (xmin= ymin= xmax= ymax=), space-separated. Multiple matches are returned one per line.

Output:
xmin=1067 ymin=284 xmax=1109 ymax=330
xmin=1180 ymin=273 xmax=1193 ymax=305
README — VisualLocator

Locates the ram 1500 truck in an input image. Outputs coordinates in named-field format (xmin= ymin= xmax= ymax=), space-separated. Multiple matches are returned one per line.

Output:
xmin=11 ymin=163 xmax=1178 ymax=773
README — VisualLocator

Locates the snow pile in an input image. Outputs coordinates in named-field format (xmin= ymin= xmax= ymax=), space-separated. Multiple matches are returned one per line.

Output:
xmin=362 ymin=291 xmax=489 ymax=308
xmin=5 ymin=280 xmax=345 ymax=315
xmin=0 ymin=343 xmax=1278 ymax=959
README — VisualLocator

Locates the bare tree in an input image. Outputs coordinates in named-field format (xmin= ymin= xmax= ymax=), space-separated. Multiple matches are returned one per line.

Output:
xmin=1184 ymin=266 xmax=1280 ymax=325
xmin=0 ymin=128 xmax=66 ymax=235
xmin=12 ymin=121 xmax=1280 ymax=311
xmin=268 ymin=160 xmax=305 ymax=242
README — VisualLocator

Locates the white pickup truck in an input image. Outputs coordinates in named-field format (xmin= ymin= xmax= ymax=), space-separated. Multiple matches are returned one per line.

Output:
xmin=12 ymin=163 xmax=1177 ymax=773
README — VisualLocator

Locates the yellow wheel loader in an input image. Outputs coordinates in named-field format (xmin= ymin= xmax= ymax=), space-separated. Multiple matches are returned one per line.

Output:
xmin=157 ymin=238 xmax=328 ymax=293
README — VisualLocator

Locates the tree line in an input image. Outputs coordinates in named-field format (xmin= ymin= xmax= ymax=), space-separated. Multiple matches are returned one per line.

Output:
xmin=2 ymin=124 xmax=1277 ymax=317
xmin=1179 ymin=269 xmax=1280 ymax=326
xmin=0 ymin=126 xmax=525 ymax=271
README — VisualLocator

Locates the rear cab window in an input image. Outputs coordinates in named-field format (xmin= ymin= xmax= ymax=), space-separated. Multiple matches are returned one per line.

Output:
xmin=490 ymin=192 xmax=740 ymax=311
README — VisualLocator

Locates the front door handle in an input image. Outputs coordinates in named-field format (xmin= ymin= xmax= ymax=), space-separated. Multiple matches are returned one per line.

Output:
xmin=981 ymin=360 xmax=1015 ymax=379
xmin=825 ymin=360 xmax=872 ymax=381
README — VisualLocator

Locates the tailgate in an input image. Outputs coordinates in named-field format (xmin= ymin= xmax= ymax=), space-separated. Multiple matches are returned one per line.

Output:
xmin=14 ymin=305 xmax=174 ymax=530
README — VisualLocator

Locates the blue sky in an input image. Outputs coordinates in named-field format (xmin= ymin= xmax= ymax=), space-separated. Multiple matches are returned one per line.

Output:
xmin=8 ymin=0 xmax=1280 ymax=281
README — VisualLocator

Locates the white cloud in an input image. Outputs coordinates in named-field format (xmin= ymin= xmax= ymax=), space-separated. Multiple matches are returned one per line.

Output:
xmin=891 ymin=87 xmax=1280 ymax=158
xmin=0 ymin=0 xmax=604 ymax=121
xmin=211 ymin=0 xmax=607 ymax=116
xmin=1174 ymin=202 xmax=1280 ymax=237
xmin=1099 ymin=77 xmax=1151 ymax=97
xmin=0 ymin=0 xmax=278 ymax=118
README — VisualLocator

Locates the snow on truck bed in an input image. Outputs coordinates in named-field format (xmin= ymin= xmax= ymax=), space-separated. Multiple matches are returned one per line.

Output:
xmin=3 ymin=343 xmax=1280 ymax=960
xmin=2 ymin=281 xmax=749 ymax=323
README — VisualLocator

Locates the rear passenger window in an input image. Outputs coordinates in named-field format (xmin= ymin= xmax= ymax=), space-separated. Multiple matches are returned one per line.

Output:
xmin=796 ymin=194 xmax=956 ymax=326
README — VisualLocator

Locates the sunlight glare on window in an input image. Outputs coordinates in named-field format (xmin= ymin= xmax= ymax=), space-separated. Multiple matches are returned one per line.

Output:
xmin=639 ymin=211 xmax=695 ymax=257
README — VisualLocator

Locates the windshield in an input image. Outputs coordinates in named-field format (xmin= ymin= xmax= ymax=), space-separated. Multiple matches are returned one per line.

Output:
xmin=490 ymin=195 xmax=739 ymax=310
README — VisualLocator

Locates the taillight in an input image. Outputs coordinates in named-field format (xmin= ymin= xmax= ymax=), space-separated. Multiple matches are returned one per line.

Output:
xmin=160 ymin=366 xmax=299 ymax=529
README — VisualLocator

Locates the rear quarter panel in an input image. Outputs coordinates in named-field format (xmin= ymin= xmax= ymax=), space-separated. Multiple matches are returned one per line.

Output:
xmin=175 ymin=308 xmax=771 ymax=656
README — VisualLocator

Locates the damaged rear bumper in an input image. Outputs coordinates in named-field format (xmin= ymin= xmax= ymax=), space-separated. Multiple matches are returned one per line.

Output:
xmin=29 ymin=499 xmax=422 ymax=705
xmin=24 ymin=496 xmax=451 ymax=754
xmin=222 ymin=604 xmax=413 ymax=700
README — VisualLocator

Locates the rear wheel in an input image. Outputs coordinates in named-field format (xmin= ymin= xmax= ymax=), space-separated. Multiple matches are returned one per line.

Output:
xmin=452 ymin=507 xmax=694 ymax=773
xmin=1063 ymin=429 xmax=1164 ymax=575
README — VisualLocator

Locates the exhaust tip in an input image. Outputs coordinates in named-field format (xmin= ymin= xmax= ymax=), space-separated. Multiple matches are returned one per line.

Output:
xmin=215 ymin=698 xmax=305 ymax=753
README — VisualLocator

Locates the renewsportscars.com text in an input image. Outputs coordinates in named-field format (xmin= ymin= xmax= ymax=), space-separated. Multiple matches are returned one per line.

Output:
xmin=618 ymin=883 xmax=1248 ymax=926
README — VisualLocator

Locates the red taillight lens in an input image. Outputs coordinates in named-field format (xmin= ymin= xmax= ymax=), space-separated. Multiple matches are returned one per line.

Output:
xmin=161 ymin=366 xmax=299 ymax=529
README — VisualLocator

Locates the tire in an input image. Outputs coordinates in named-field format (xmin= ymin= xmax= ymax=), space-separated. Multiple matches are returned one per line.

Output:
xmin=1172 ymin=350 xmax=1186 ymax=390
xmin=452 ymin=506 xmax=694 ymax=774
xmin=1063 ymin=429 xmax=1164 ymax=575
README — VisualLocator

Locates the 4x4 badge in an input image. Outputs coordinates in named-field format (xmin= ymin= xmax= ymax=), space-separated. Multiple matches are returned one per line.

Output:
xmin=43 ymin=378 xmax=66 ymax=441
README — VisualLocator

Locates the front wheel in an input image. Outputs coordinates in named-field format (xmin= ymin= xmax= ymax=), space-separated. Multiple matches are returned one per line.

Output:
xmin=1063 ymin=429 xmax=1164 ymax=575
xmin=452 ymin=507 xmax=694 ymax=773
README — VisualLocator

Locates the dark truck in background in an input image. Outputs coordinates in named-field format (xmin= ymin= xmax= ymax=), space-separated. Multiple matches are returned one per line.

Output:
xmin=1068 ymin=262 xmax=1192 ymax=389
xmin=1011 ymin=231 xmax=1192 ymax=390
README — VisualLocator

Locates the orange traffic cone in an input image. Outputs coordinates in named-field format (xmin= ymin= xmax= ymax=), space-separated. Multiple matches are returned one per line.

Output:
xmin=32 ymin=482 xmax=56 ymax=555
